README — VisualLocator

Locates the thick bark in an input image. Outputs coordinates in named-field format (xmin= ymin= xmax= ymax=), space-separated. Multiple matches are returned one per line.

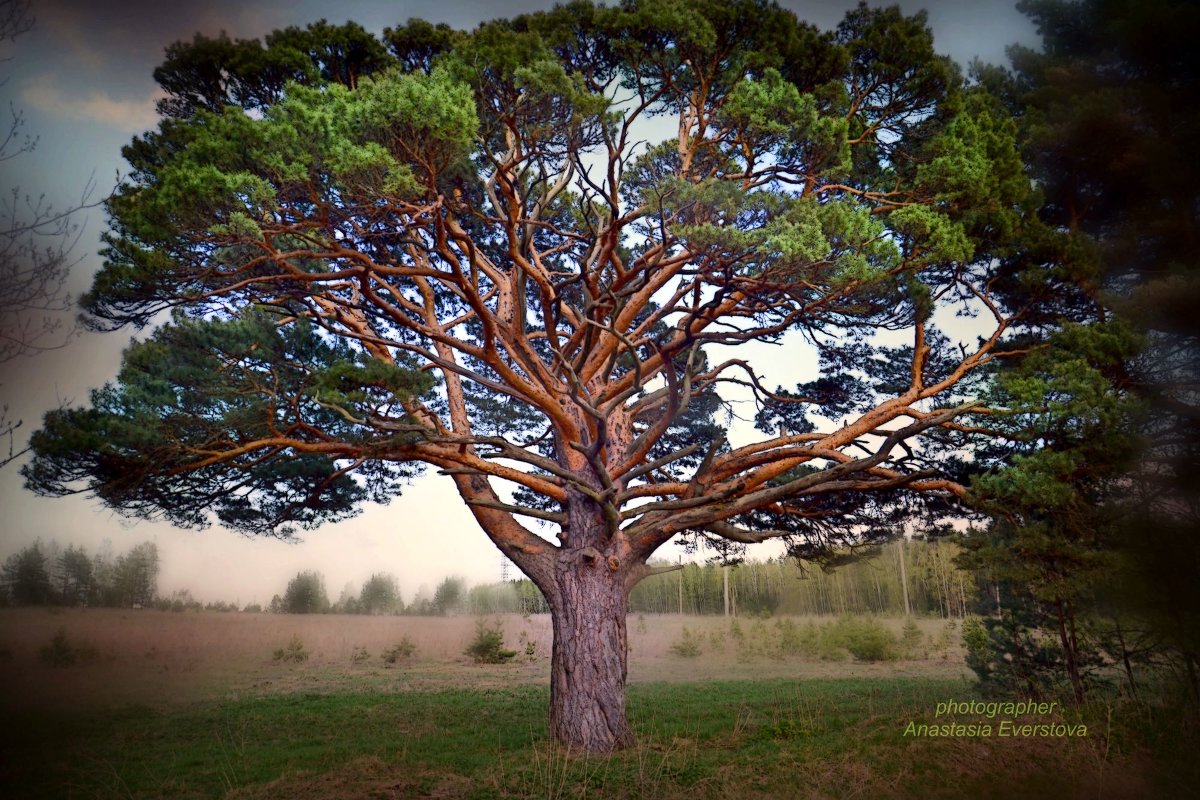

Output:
xmin=537 ymin=489 xmax=636 ymax=753
xmin=458 ymin=472 xmax=637 ymax=753
xmin=544 ymin=559 xmax=634 ymax=753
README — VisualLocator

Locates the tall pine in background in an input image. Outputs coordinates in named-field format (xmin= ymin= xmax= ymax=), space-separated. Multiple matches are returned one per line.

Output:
xmin=963 ymin=0 xmax=1200 ymax=703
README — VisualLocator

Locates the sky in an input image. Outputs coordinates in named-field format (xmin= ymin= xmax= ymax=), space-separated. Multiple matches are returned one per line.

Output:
xmin=0 ymin=0 xmax=1037 ymax=605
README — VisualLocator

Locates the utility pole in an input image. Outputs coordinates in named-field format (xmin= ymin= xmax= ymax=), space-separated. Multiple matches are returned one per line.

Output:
xmin=678 ymin=556 xmax=683 ymax=615
xmin=723 ymin=564 xmax=730 ymax=617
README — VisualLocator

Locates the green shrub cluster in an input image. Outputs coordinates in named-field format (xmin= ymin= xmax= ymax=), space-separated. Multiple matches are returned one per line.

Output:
xmin=517 ymin=630 xmax=539 ymax=661
xmin=382 ymin=636 xmax=416 ymax=665
xmin=900 ymin=618 xmax=924 ymax=656
xmin=669 ymin=626 xmax=704 ymax=657
xmin=39 ymin=628 xmax=98 ymax=667
xmin=725 ymin=617 xmax=844 ymax=661
xmin=464 ymin=618 xmax=516 ymax=664
xmin=272 ymin=635 xmax=308 ymax=663
xmin=828 ymin=617 xmax=900 ymax=662
xmin=666 ymin=617 xmax=956 ymax=663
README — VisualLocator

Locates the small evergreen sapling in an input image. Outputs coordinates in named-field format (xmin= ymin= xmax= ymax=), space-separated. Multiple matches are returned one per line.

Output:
xmin=465 ymin=618 xmax=516 ymax=664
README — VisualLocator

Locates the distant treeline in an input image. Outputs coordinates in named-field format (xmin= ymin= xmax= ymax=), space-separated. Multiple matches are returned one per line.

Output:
xmin=1 ymin=540 xmax=159 ymax=609
xmin=629 ymin=539 xmax=973 ymax=617
xmin=264 ymin=571 xmax=549 ymax=616
xmin=1 ymin=537 xmax=973 ymax=618
xmin=264 ymin=538 xmax=973 ymax=618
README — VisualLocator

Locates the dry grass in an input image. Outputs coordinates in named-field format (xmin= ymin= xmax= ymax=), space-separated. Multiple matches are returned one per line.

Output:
xmin=1 ymin=609 xmax=1191 ymax=799
xmin=627 ymin=613 xmax=967 ymax=682
xmin=0 ymin=608 xmax=552 ymax=710
xmin=0 ymin=608 xmax=966 ymax=713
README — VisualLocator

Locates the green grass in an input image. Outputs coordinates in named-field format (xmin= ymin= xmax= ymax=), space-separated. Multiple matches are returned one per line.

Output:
xmin=1 ymin=677 xmax=1195 ymax=799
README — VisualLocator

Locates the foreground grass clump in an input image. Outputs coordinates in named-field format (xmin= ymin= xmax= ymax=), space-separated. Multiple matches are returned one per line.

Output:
xmin=2 ymin=676 xmax=1195 ymax=799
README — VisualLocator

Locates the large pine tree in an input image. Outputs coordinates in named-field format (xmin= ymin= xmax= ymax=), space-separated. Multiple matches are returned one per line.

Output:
xmin=24 ymin=1 xmax=1081 ymax=751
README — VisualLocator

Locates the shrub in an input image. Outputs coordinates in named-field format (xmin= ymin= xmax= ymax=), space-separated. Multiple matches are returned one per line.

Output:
xmin=775 ymin=618 xmax=804 ymax=656
xmin=961 ymin=616 xmax=989 ymax=664
xmin=382 ymin=636 xmax=417 ymax=665
xmin=41 ymin=630 xmax=74 ymax=667
xmin=833 ymin=617 xmax=899 ymax=662
xmin=517 ymin=630 xmax=539 ymax=661
xmin=934 ymin=619 xmax=958 ymax=655
xmin=960 ymin=614 xmax=1065 ymax=698
xmin=900 ymin=617 xmax=924 ymax=658
xmin=40 ymin=628 xmax=98 ymax=667
xmin=669 ymin=626 xmax=703 ymax=657
xmin=808 ymin=621 xmax=848 ymax=661
xmin=743 ymin=619 xmax=774 ymax=659
xmin=464 ymin=619 xmax=516 ymax=663
xmin=272 ymin=635 xmax=308 ymax=663
xmin=350 ymin=645 xmax=371 ymax=664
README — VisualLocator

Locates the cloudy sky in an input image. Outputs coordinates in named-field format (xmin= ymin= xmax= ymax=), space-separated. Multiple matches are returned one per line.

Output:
xmin=0 ymin=0 xmax=1036 ymax=605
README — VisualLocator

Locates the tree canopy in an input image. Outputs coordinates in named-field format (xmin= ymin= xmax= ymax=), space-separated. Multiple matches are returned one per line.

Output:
xmin=960 ymin=0 xmax=1200 ymax=703
xmin=23 ymin=0 xmax=1089 ymax=751
xmin=282 ymin=569 xmax=330 ymax=614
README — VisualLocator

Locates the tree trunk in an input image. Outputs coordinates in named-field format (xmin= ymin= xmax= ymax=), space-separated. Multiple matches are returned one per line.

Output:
xmin=1113 ymin=621 xmax=1138 ymax=701
xmin=1054 ymin=598 xmax=1085 ymax=705
xmin=543 ymin=555 xmax=635 ymax=753
xmin=470 ymin=470 xmax=640 ymax=754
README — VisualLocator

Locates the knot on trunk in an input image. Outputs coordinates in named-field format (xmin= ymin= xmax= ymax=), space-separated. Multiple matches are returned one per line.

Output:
xmin=573 ymin=548 xmax=620 ymax=571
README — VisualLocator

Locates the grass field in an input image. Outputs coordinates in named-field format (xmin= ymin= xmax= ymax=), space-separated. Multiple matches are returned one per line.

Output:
xmin=0 ymin=608 xmax=1194 ymax=798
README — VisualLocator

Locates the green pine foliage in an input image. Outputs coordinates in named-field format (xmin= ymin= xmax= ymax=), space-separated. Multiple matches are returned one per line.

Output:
xmin=23 ymin=0 xmax=1073 ymax=558
xmin=39 ymin=628 xmax=99 ymax=668
xmin=953 ymin=0 xmax=1200 ymax=706
xmin=464 ymin=618 xmax=516 ymax=664
xmin=272 ymin=635 xmax=309 ymax=663
xmin=381 ymin=637 xmax=417 ymax=665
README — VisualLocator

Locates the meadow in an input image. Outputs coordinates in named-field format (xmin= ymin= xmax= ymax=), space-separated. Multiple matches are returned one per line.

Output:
xmin=0 ymin=608 xmax=1193 ymax=798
